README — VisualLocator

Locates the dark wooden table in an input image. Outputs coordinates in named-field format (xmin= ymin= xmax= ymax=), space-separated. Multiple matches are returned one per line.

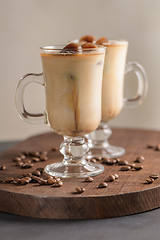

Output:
xmin=1 ymin=129 xmax=160 ymax=240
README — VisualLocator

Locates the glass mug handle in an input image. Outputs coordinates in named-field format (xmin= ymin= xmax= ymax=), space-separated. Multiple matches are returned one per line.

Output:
xmin=15 ymin=72 xmax=47 ymax=124
xmin=124 ymin=61 xmax=148 ymax=108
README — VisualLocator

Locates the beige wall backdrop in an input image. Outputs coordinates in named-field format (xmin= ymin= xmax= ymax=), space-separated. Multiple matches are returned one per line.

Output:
xmin=0 ymin=0 xmax=160 ymax=141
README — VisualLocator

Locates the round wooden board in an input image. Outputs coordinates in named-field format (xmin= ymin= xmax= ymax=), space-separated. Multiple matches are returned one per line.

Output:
xmin=0 ymin=128 xmax=160 ymax=219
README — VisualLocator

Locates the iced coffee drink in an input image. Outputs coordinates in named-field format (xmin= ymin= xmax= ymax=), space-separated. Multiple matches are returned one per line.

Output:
xmin=40 ymin=43 xmax=105 ymax=137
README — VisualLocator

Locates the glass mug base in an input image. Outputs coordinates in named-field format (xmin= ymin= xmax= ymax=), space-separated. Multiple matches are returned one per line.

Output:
xmin=44 ymin=161 xmax=104 ymax=178
xmin=87 ymin=144 xmax=125 ymax=159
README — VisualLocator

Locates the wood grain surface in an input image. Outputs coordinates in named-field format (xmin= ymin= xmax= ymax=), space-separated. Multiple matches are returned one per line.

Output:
xmin=0 ymin=128 xmax=160 ymax=219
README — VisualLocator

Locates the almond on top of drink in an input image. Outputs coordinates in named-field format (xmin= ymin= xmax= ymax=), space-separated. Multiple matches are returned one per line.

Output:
xmin=40 ymin=44 xmax=105 ymax=137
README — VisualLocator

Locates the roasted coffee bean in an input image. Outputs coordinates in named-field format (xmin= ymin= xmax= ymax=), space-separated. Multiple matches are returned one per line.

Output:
xmin=53 ymin=176 xmax=61 ymax=181
xmin=155 ymin=144 xmax=160 ymax=151
xmin=13 ymin=178 xmax=21 ymax=184
xmin=120 ymin=166 xmax=131 ymax=171
xmin=30 ymin=175 xmax=41 ymax=182
xmin=24 ymin=177 xmax=32 ymax=182
xmin=47 ymin=175 xmax=53 ymax=180
xmin=38 ymin=179 xmax=47 ymax=185
xmin=36 ymin=167 xmax=44 ymax=173
xmin=52 ymin=147 xmax=58 ymax=151
xmin=128 ymin=163 xmax=136 ymax=169
xmin=0 ymin=165 xmax=6 ymax=170
xmin=134 ymin=165 xmax=143 ymax=171
xmin=114 ymin=173 xmax=119 ymax=179
xmin=113 ymin=158 xmax=120 ymax=163
xmin=12 ymin=156 xmax=21 ymax=162
xmin=15 ymin=161 xmax=23 ymax=167
xmin=29 ymin=151 xmax=40 ymax=157
xmin=23 ymin=158 xmax=31 ymax=164
xmin=0 ymin=178 xmax=3 ymax=183
xmin=85 ymin=177 xmax=93 ymax=182
xmin=20 ymin=163 xmax=28 ymax=169
xmin=118 ymin=160 xmax=129 ymax=165
xmin=32 ymin=157 xmax=40 ymax=162
xmin=102 ymin=157 xmax=110 ymax=164
xmin=63 ymin=43 xmax=79 ymax=50
xmin=90 ymin=158 xmax=96 ymax=163
xmin=22 ymin=151 xmax=28 ymax=156
xmin=76 ymin=187 xmax=85 ymax=193
xmin=4 ymin=177 xmax=14 ymax=183
xmin=99 ymin=182 xmax=108 ymax=188
xmin=94 ymin=157 xmax=101 ymax=161
xmin=39 ymin=155 xmax=48 ymax=161
xmin=21 ymin=178 xmax=29 ymax=185
xmin=147 ymin=144 xmax=156 ymax=148
xmin=32 ymin=170 xmax=41 ymax=176
xmin=108 ymin=174 xmax=116 ymax=182
xmin=149 ymin=174 xmax=159 ymax=180
xmin=23 ymin=173 xmax=32 ymax=177
xmin=146 ymin=178 xmax=154 ymax=184
xmin=135 ymin=156 xmax=145 ymax=163
xmin=54 ymin=180 xmax=63 ymax=187
xmin=25 ymin=163 xmax=34 ymax=169
xmin=107 ymin=159 xmax=117 ymax=165
xmin=47 ymin=178 xmax=57 ymax=185
xmin=40 ymin=151 xmax=48 ymax=155
xmin=19 ymin=154 xmax=26 ymax=160
xmin=82 ymin=42 xmax=97 ymax=48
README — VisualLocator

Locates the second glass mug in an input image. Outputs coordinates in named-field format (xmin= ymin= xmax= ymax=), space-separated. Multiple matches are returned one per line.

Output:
xmin=86 ymin=40 xmax=148 ymax=159
xmin=15 ymin=45 xmax=106 ymax=178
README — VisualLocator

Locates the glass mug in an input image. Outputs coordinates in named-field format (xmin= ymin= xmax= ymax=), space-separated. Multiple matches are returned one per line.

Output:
xmin=16 ymin=45 xmax=106 ymax=178
xmin=86 ymin=40 xmax=148 ymax=159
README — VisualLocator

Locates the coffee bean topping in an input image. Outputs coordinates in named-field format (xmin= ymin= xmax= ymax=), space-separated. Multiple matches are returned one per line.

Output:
xmin=135 ymin=156 xmax=145 ymax=163
xmin=146 ymin=178 xmax=154 ymax=184
xmin=63 ymin=43 xmax=79 ymax=50
xmin=134 ymin=165 xmax=143 ymax=171
xmin=81 ymin=43 xmax=97 ymax=49
xmin=32 ymin=170 xmax=41 ymax=176
xmin=96 ymin=37 xmax=108 ymax=45
xmin=76 ymin=187 xmax=85 ymax=193
xmin=0 ymin=165 xmax=6 ymax=170
xmin=79 ymin=35 xmax=97 ymax=43
xmin=32 ymin=157 xmax=40 ymax=162
xmin=119 ymin=160 xmax=129 ymax=165
xmin=120 ymin=166 xmax=131 ymax=171
xmin=85 ymin=177 xmax=93 ymax=182
xmin=99 ymin=182 xmax=108 ymax=188
xmin=12 ymin=157 xmax=21 ymax=162
xmin=149 ymin=174 xmax=159 ymax=180
xmin=4 ymin=177 xmax=14 ymax=183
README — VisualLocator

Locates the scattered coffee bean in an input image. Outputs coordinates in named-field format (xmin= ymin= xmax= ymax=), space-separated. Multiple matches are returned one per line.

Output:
xmin=94 ymin=157 xmax=101 ymax=161
xmin=54 ymin=180 xmax=63 ymax=187
xmin=4 ymin=177 xmax=14 ymax=183
xmin=105 ymin=159 xmax=116 ymax=165
xmin=47 ymin=175 xmax=53 ymax=180
xmin=155 ymin=144 xmax=160 ymax=151
xmin=135 ymin=156 xmax=145 ymax=163
xmin=76 ymin=187 xmax=85 ymax=193
xmin=102 ymin=157 xmax=110 ymax=164
xmin=12 ymin=178 xmax=21 ymax=184
xmin=0 ymin=165 xmax=6 ymax=170
xmin=22 ymin=151 xmax=28 ymax=156
xmin=53 ymin=176 xmax=61 ymax=181
xmin=19 ymin=154 xmax=26 ymax=160
xmin=39 ymin=155 xmax=48 ymax=161
xmin=0 ymin=178 xmax=3 ymax=183
xmin=85 ymin=177 xmax=93 ymax=182
xmin=12 ymin=157 xmax=21 ymax=162
xmin=114 ymin=173 xmax=119 ymax=179
xmin=108 ymin=174 xmax=116 ymax=182
xmin=23 ymin=173 xmax=32 ymax=177
xmin=40 ymin=151 xmax=48 ymax=155
xmin=47 ymin=178 xmax=57 ymax=185
xmin=32 ymin=170 xmax=41 ymax=176
xmin=128 ymin=163 xmax=136 ymax=169
xmin=24 ymin=163 xmax=34 ymax=169
xmin=113 ymin=158 xmax=120 ymax=163
xmin=21 ymin=178 xmax=29 ymax=185
xmin=38 ymin=179 xmax=47 ymax=185
xmin=23 ymin=158 xmax=31 ymax=164
xmin=147 ymin=144 xmax=156 ymax=148
xmin=119 ymin=160 xmax=129 ymax=165
xmin=99 ymin=182 xmax=108 ymax=188
xmin=134 ymin=165 xmax=143 ymax=171
xmin=120 ymin=166 xmax=131 ymax=171
xmin=149 ymin=174 xmax=159 ymax=180
xmin=32 ymin=157 xmax=40 ymax=162
xmin=24 ymin=177 xmax=32 ymax=182
xmin=36 ymin=167 xmax=44 ymax=173
xmin=146 ymin=178 xmax=154 ymax=184
xmin=15 ymin=161 xmax=23 ymax=167
xmin=29 ymin=151 xmax=40 ymax=157
xmin=52 ymin=147 xmax=58 ymax=151
xmin=90 ymin=158 xmax=96 ymax=163
xmin=30 ymin=175 xmax=41 ymax=182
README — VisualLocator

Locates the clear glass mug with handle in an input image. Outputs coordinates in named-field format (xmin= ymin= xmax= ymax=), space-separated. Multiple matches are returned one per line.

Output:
xmin=86 ymin=40 xmax=148 ymax=159
xmin=16 ymin=44 xmax=106 ymax=178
